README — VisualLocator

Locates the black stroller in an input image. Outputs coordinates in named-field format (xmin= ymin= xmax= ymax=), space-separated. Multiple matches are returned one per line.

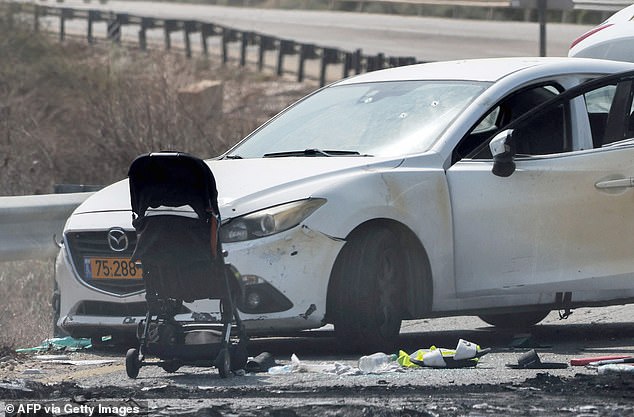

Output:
xmin=125 ymin=151 xmax=248 ymax=379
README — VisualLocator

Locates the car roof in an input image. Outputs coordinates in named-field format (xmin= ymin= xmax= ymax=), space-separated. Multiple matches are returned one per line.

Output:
xmin=334 ymin=57 xmax=634 ymax=85
xmin=605 ymin=3 xmax=634 ymax=23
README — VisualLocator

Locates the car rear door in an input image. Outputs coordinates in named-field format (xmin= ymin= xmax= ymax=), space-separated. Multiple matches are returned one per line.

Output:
xmin=446 ymin=71 xmax=634 ymax=301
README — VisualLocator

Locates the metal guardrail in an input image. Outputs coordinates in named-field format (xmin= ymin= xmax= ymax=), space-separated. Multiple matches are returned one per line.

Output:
xmin=572 ymin=0 xmax=632 ymax=11
xmin=3 ymin=1 xmax=418 ymax=86
xmin=0 ymin=193 xmax=92 ymax=261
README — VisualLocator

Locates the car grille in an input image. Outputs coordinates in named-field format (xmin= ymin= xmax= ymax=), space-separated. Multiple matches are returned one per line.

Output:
xmin=65 ymin=230 xmax=145 ymax=295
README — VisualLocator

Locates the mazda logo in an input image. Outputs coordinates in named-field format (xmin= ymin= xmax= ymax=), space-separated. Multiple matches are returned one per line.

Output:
xmin=107 ymin=228 xmax=129 ymax=252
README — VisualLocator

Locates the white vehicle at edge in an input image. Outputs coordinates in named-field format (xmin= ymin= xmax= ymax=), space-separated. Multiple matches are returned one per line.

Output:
xmin=56 ymin=57 xmax=634 ymax=352
xmin=569 ymin=4 xmax=634 ymax=62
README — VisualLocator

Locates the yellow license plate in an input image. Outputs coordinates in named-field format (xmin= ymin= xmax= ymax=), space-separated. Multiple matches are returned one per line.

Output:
xmin=85 ymin=257 xmax=143 ymax=280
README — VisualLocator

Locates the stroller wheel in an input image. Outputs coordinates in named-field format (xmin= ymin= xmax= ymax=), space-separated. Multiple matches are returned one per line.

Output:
xmin=161 ymin=360 xmax=181 ymax=373
xmin=215 ymin=348 xmax=231 ymax=378
xmin=125 ymin=348 xmax=141 ymax=379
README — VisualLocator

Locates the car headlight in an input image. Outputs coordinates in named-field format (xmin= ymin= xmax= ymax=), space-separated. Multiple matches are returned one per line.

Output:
xmin=220 ymin=198 xmax=327 ymax=243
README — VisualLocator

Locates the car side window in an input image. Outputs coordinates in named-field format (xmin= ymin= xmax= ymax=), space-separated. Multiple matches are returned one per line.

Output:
xmin=511 ymin=102 xmax=569 ymax=156
xmin=584 ymin=84 xmax=617 ymax=147
xmin=586 ymin=80 xmax=634 ymax=148
xmin=458 ymin=84 xmax=562 ymax=161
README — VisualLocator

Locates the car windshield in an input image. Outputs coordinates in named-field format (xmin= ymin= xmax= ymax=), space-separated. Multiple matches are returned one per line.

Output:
xmin=228 ymin=80 xmax=490 ymax=158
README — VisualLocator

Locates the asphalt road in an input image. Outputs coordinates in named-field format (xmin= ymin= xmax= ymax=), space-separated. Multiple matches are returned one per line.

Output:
xmin=3 ymin=304 xmax=634 ymax=415
xmin=32 ymin=0 xmax=594 ymax=60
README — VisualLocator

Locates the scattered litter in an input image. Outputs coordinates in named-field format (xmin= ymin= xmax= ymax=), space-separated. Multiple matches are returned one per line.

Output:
xmin=571 ymin=355 xmax=632 ymax=366
xmin=398 ymin=339 xmax=490 ymax=369
xmin=141 ymin=384 xmax=169 ymax=391
xmin=326 ymin=362 xmax=362 ymax=376
xmin=16 ymin=337 xmax=92 ymax=353
xmin=0 ymin=381 xmax=33 ymax=392
xmin=358 ymin=352 xmax=399 ymax=373
xmin=43 ymin=359 xmax=116 ymax=366
xmin=267 ymin=353 xmax=300 ymax=375
xmin=294 ymin=354 xmax=363 ymax=375
xmin=267 ymin=364 xmax=295 ymax=374
xmin=34 ymin=355 xmax=71 ymax=361
xmin=267 ymin=354 xmax=362 ymax=376
xmin=506 ymin=349 xmax=567 ymax=369
xmin=264 ymin=341 xmax=490 ymax=377
xmin=598 ymin=364 xmax=634 ymax=374
xmin=587 ymin=357 xmax=634 ymax=367
xmin=22 ymin=368 xmax=43 ymax=375
xmin=245 ymin=352 xmax=277 ymax=373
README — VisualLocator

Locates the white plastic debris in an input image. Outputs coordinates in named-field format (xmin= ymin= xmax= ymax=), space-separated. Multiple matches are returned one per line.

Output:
xmin=598 ymin=364 xmax=634 ymax=374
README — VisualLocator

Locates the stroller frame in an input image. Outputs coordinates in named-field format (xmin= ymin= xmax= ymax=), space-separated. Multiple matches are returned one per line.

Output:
xmin=125 ymin=151 xmax=247 ymax=378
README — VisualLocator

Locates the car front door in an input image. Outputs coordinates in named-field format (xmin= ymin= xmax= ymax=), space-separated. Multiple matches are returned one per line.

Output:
xmin=446 ymin=72 xmax=634 ymax=302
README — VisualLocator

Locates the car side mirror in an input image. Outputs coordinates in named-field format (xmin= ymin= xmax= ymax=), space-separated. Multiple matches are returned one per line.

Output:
xmin=489 ymin=129 xmax=516 ymax=178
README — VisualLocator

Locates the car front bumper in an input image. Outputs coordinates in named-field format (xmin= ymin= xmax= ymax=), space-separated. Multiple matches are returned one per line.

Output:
xmin=56 ymin=224 xmax=345 ymax=338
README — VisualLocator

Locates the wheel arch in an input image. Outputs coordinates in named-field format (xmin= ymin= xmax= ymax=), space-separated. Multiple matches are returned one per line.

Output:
xmin=325 ymin=218 xmax=433 ymax=323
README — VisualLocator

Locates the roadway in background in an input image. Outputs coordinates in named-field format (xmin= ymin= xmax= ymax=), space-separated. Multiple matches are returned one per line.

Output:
xmin=36 ymin=0 xmax=595 ymax=60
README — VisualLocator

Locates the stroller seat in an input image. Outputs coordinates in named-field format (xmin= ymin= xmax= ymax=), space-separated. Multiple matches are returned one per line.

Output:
xmin=124 ymin=151 xmax=247 ymax=379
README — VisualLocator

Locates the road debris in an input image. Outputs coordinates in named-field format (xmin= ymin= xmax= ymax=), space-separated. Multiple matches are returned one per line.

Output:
xmin=398 ymin=339 xmax=490 ymax=368
xmin=506 ymin=349 xmax=568 ymax=369
xmin=570 ymin=355 xmax=632 ymax=366
xmin=598 ymin=364 xmax=634 ymax=374
xmin=15 ymin=337 xmax=92 ymax=353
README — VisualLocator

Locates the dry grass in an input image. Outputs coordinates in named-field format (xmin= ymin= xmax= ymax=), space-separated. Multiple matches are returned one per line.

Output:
xmin=0 ymin=11 xmax=315 ymax=349
xmin=0 ymin=261 xmax=54 ymax=349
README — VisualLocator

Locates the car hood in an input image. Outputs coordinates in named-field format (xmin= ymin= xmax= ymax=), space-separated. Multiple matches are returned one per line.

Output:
xmin=73 ymin=157 xmax=403 ymax=218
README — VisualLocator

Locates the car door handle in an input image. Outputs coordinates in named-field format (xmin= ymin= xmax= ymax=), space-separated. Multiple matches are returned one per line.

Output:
xmin=595 ymin=178 xmax=634 ymax=189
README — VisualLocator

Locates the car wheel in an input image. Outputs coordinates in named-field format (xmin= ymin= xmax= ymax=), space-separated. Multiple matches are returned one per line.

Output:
xmin=331 ymin=226 xmax=405 ymax=353
xmin=125 ymin=348 xmax=141 ymax=379
xmin=161 ymin=360 xmax=181 ymax=373
xmin=479 ymin=311 xmax=550 ymax=329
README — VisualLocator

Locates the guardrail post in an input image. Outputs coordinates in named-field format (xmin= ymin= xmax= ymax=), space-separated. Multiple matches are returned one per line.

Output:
xmin=201 ymin=23 xmax=215 ymax=56
xmin=87 ymin=10 xmax=101 ymax=44
xmin=398 ymin=56 xmax=417 ymax=67
xmin=34 ymin=5 xmax=40 ymax=31
xmin=184 ymin=21 xmax=198 ymax=58
xmin=366 ymin=52 xmax=385 ymax=72
xmin=139 ymin=17 xmax=154 ymax=50
xmin=353 ymin=49 xmax=362 ymax=74
xmin=258 ymin=35 xmax=277 ymax=72
xmin=87 ymin=10 xmax=94 ymax=43
xmin=320 ymin=47 xmax=340 ymax=87
xmin=343 ymin=49 xmax=362 ymax=78
xmin=107 ymin=12 xmax=121 ymax=43
xmin=366 ymin=55 xmax=372 ymax=72
xmin=277 ymin=39 xmax=296 ymax=76
xmin=240 ymin=31 xmax=255 ymax=66
xmin=60 ymin=8 xmax=74 ymax=42
xmin=164 ymin=19 xmax=179 ymax=50
xmin=298 ymin=43 xmax=317 ymax=82
xmin=222 ymin=28 xmax=239 ymax=64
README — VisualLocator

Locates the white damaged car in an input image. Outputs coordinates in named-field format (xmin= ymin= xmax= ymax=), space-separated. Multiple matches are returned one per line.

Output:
xmin=56 ymin=57 xmax=634 ymax=352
